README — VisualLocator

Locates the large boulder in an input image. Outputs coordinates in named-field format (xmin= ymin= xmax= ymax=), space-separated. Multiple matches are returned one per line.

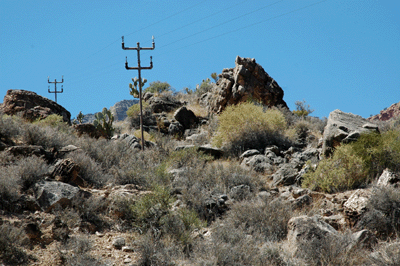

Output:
xmin=148 ymin=94 xmax=183 ymax=113
xmin=287 ymin=215 xmax=341 ymax=259
xmin=201 ymin=56 xmax=288 ymax=113
xmin=0 ymin=89 xmax=71 ymax=124
xmin=34 ymin=181 xmax=90 ymax=212
xmin=322 ymin=109 xmax=379 ymax=157
xmin=173 ymin=106 xmax=199 ymax=130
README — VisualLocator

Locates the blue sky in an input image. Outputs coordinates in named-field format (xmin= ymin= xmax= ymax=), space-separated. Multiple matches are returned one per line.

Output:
xmin=1 ymin=0 xmax=399 ymax=119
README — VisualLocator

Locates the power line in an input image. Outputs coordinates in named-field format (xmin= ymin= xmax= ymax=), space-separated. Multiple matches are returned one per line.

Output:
xmin=63 ymin=0 xmax=328 ymax=87
xmin=155 ymin=0 xmax=329 ymax=57
xmin=157 ymin=0 xmax=285 ymax=50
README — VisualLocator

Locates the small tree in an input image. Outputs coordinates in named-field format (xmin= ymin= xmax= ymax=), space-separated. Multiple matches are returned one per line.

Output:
xmin=77 ymin=111 xmax=85 ymax=124
xmin=211 ymin=72 xmax=219 ymax=83
xmin=144 ymin=81 xmax=171 ymax=94
xmin=129 ymin=77 xmax=147 ymax=98
xmin=93 ymin=107 xmax=114 ymax=139
xmin=293 ymin=99 xmax=314 ymax=118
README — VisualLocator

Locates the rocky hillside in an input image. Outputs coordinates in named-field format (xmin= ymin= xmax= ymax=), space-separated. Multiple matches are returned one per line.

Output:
xmin=368 ymin=101 xmax=400 ymax=122
xmin=1 ymin=57 xmax=400 ymax=266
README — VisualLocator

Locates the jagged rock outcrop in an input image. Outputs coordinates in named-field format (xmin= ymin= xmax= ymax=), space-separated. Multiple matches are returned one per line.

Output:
xmin=368 ymin=101 xmax=400 ymax=122
xmin=322 ymin=109 xmax=379 ymax=157
xmin=201 ymin=56 xmax=288 ymax=113
xmin=109 ymin=99 xmax=138 ymax=121
xmin=0 ymin=89 xmax=71 ymax=124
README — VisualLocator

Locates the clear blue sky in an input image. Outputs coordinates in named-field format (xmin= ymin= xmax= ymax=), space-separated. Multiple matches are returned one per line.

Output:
xmin=1 ymin=0 xmax=399 ymax=119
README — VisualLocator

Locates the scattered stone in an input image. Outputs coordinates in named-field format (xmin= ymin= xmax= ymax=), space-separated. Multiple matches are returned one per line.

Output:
xmin=113 ymin=237 xmax=126 ymax=250
xmin=52 ymin=158 xmax=86 ymax=187
xmin=241 ymin=154 xmax=274 ymax=173
xmin=122 ymin=246 xmax=134 ymax=252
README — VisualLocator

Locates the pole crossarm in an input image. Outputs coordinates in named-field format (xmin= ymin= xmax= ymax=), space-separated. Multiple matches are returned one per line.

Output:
xmin=122 ymin=36 xmax=155 ymax=150
xmin=47 ymin=75 xmax=64 ymax=103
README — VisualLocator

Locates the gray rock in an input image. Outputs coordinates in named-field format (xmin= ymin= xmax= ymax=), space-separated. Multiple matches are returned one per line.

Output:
xmin=377 ymin=169 xmax=400 ymax=186
xmin=148 ymin=95 xmax=183 ymax=113
xmin=113 ymin=237 xmax=126 ymax=249
xmin=291 ymin=194 xmax=312 ymax=209
xmin=287 ymin=215 xmax=340 ymax=258
xmin=272 ymin=163 xmax=299 ymax=186
xmin=34 ymin=181 xmax=89 ymax=212
xmin=168 ymin=122 xmax=184 ymax=136
xmin=202 ymin=56 xmax=288 ymax=113
xmin=241 ymin=154 xmax=274 ymax=173
xmin=343 ymin=189 xmax=372 ymax=222
xmin=322 ymin=109 xmax=379 ymax=157
xmin=239 ymin=149 xmax=260 ymax=160
xmin=351 ymin=229 xmax=378 ymax=250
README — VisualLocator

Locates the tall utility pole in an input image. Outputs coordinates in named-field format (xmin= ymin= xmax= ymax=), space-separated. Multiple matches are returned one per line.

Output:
xmin=48 ymin=76 xmax=64 ymax=103
xmin=122 ymin=36 xmax=155 ymax=150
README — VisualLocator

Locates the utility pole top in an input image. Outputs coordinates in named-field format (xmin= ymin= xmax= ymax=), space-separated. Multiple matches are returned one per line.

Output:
xmin=48 ymin=75 xmax=64 ymax=103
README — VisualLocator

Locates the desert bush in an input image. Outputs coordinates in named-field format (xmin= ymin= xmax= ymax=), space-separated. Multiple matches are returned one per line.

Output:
xmin=15 ymin=156 xmax=48 ymax=190
xmin=212 ymin=102 xmax=289 ymax=157
xmin=0 ymin=114 xmax=23 ymax=144
xmin=72 ymin=194 xmax=109 ymax=231
xmin=22 ymin=123 xmax=75 ymax=150
xmin=0 ymin=224 xmax=30 ymax=265
xmin=112 ymin=148 xmax=167 ymax=187
xmin=130 ymin=184 xmax=174 ymax=232
xmin=357 ymin=185 xmax=400 ymax=239
xmin=292 ymin=99 xmax=314 ymax=118
xmin=144 ymin=81 xmax=172 ymax=94
xmin=160 ymin=208 xmax=205 ymax=254
xmin=303 ymin=130 xmax=400 ymax=193
xmin=209 ymin=223 xmax=292 ymax=266
xmin=58 ymin=236 xmax=104 ymax=266
xmin=165 ymin=147 xmax=213 ymax=169
xmin=33 ymin=114 xmax=70 ymax=132
xmin=225 ymin=198 xmax=293 ymax=242
xmin=302 ymin=144 xmax=369 ymax=193
xmin=295 ymin=229 xmax=367 ymax=266
xmin=136 ymin=233 xmax=174 ymax=266
xmin=67 ymin=151 xmax=111 ymax=188
xmin=126 ymin=101 xmax=150 ymax=118
xmin=0 ymin=166 xmax=20 ymax=211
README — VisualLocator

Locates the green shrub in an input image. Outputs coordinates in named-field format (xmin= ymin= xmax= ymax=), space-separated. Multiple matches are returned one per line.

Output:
xmin=130 ymin=184 xmax=174 ymax=231
xmin=303 ymin=130 xmax=400 ymax=193
xmin=144 ymin=81 xmax=171 ymax=94
xmin=33 ymin=114 xmax=67 ymax=128
xmin=212 ymin=102 xmax=288 ymax=157
xmin=302 ymin=144 xmax=368 ymax=193
xmin=126 ymin=102 xmax=150 ymax=118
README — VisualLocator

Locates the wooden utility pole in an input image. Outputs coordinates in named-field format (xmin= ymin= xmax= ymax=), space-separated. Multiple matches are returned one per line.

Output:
xmin=48 ymin=76 xmax=64 ymax=103
xmin=122 ymin=36 xmax=155 ymax=150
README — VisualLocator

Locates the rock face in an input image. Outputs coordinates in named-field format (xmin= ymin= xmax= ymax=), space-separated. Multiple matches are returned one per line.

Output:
xmin=0 ymin=89 xmax=71 ymax=124
xmin=109 ymin=99 xmax=138 ymax=121
xmin=368 ymin=101 xmax=400 ymax=122
xmin=321 ymin=109 xmax=379 ymax=157
xmin=201 ymin=56 xmax=288 ymax=113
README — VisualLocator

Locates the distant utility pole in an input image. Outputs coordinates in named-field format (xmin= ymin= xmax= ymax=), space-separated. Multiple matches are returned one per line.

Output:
xmin=48 ymin=75 xmax=64 ymax=103
xmin=122 ymin=36 xmax=155 ymax=150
